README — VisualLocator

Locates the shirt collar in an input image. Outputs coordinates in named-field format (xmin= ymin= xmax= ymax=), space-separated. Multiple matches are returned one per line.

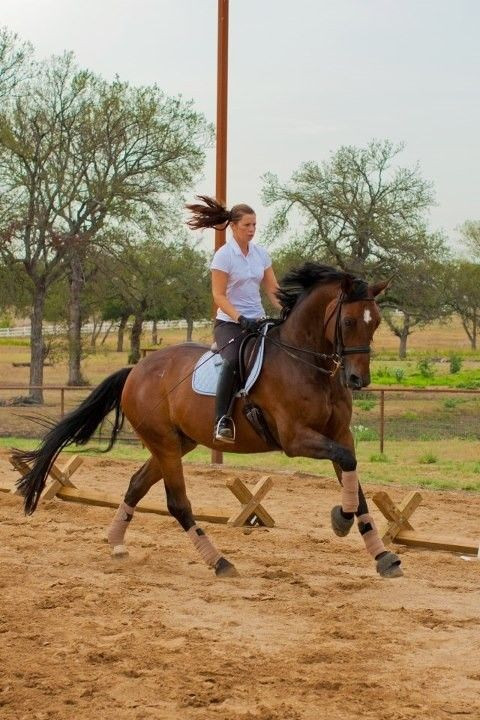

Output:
xmin=229 ymin=237 xmax=253 ymax=256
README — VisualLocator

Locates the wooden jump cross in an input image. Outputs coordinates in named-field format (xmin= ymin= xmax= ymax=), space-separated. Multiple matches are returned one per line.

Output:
xmin=373 ymin=490 xmax=479 ymax=556
xmin=226 ymin=476 xmax=275 ymax=527
xmin=3 ymin=455 xmax=275 ymax=528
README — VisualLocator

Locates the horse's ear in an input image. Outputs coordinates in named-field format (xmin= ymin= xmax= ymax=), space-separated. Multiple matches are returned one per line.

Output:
xmin=370 ymin=279 xmax=391 ymax=297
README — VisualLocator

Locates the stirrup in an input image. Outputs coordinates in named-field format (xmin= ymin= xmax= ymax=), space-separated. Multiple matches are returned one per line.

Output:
xmin=214 ymin=416 xmax=236 ymax=444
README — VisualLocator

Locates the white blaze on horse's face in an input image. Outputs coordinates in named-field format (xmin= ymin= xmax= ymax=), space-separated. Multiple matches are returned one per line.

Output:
xmin=363 ymin=308 xmax=372 ymax=325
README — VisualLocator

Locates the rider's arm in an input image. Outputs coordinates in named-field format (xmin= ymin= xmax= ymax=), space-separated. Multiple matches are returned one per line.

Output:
xmin=262 ymin=266 xmax=282 ymax=311
xmin=212 ymin=269 xmax=241 ymax=322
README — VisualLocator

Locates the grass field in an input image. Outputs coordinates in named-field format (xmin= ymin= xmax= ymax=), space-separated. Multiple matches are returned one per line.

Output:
xmin=1 ymin=315 xmax=479 ymax=493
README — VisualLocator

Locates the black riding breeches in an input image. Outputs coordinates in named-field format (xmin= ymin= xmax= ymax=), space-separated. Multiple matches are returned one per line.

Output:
xmin=214 ymin=320 xmax=244 ymax=366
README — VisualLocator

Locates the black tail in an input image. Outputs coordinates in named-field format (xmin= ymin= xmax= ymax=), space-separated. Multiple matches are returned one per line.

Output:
xmin=13 ymin=367 xmax=133 ymax=515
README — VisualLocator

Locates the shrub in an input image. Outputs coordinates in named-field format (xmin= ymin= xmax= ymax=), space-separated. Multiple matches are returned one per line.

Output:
xmin=369 ymin=453 xmax=389 ymax=463
xmin=417 ymin=356 xmax=435 ymax=378
xmin=473 ymin=462 xmax=480 ymax=474
xmin=394 ymin=368 xmax=405 ymax=382
xmin=355 ymin=398 xmax=376 ymax=411
xmin=449 ymin=353 xmax=463 ymax=374
xmin=443 ymin=398 xmax=463 ymax=410
xmin=419 ymin=452 xmax=438 ymax=464
xmin=352 ymin=424 xmax=378 ymax=446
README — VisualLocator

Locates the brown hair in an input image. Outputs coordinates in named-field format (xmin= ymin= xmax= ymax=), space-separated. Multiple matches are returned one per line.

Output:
xmin=185 ymin=195 xmax=255 ymax=230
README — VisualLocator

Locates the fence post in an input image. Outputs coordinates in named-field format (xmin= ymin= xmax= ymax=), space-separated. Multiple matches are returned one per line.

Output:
xmin=380 ymin=390 xmax=385 ymax=454
xmin=60 ymin=388 xmax=65 ymax=418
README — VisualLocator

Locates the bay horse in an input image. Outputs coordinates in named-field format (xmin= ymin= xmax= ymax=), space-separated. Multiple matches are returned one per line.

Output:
xmin=14 ymin=263 xmax=402 ymax=579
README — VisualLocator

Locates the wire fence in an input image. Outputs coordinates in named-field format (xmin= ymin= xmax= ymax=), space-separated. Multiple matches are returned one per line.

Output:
xmin=0 ymin=384 xmax=479 ymax=451
xmin=351 ymin=388 xmax=480 ymax=452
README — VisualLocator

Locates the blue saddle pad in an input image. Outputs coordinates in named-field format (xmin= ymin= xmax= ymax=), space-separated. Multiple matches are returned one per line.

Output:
xmin=192 ymin=324 xmax=271 ymax=396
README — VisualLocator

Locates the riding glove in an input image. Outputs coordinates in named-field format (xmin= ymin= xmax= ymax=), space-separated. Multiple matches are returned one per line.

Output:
xmin=238 ymin=315 xmax=261 ymax=333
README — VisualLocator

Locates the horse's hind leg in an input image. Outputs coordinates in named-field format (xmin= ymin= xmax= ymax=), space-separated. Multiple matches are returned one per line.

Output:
xmin=107 ymin=456 xmax=162 ymax=556
xmin=158 ymin=443 xmax=238 ymax=578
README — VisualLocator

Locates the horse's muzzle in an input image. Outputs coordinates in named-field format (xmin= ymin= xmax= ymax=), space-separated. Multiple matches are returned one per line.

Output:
xmin=347 ymin=373 xmax=370 ymax=390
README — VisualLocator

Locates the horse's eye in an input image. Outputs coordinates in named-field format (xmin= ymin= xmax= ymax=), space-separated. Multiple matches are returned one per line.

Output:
xmin=343 ymin=317 xmax=355 ymax=328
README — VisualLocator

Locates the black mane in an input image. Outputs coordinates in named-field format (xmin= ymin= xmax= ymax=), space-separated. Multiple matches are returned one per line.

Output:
xmin=276 ymin=263 xmax=369 ymax=318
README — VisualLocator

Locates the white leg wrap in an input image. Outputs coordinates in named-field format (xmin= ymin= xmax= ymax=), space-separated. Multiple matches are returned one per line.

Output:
xmin=107 ymin=501 xmax=135 ymax=546
xmin=187 ymin=525 xmax=222 ymax=567
xmin=341 ymin=470 xmax=359 ymax=513
xmin=357 ymin=513 xmax=386 ymax=558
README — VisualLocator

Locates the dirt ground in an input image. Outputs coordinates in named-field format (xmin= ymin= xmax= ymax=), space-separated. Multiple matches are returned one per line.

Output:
xmin=1 ymin=449 xmax=480 ymax=720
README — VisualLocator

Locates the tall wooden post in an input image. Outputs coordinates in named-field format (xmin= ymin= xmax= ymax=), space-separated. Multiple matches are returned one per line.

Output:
xmin=212 ymin=0 xmax=229 ymax=465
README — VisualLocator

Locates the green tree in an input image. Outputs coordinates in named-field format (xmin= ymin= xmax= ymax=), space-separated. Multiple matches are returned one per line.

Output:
xmin=380 ymin=249 xmax=450 ymax=358
xmin=0 ymin=256 xmax=31 ymax=320
xmin=445 ymin=261 xmax=480 ymax=350
xmin=0 ymin=54 xmax=88 ymax=401
xmin=262 ymin=139 xmax=434 ymax=275
xmin=0 ymin=49 xmax=212 ymax=397
xmin=169 ymin=241 xmax=210 ymax=341
xmin=459 ymin=220 xmax=480 ymax=260
xmin=0 ymin=27 xmax=32 ymax=99
xmin=59 ymin=73 xmax=212 ymax=383
xmin=100 ymin=239 xmax=178 ymax=364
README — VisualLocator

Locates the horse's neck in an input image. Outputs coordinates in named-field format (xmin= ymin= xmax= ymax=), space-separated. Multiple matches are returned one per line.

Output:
xmin=280 ymin=285 xmax=337 ymax=351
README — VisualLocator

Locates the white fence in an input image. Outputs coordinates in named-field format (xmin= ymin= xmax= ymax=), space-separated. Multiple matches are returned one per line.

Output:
xmin=0 ymin=319 xmax=211 ymax=338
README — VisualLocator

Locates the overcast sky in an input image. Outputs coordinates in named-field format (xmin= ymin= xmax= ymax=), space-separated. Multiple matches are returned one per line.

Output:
xmin=2 ymin=0 xmax=479 ymax=251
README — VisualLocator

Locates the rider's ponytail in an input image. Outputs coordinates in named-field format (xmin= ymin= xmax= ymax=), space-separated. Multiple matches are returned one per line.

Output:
xmin=186 ymin=195 xmax=255 ymax=230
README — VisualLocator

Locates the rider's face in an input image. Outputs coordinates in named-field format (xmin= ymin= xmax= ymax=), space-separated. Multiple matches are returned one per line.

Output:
xmin=231 ymin=213 xmax=256 ymax=245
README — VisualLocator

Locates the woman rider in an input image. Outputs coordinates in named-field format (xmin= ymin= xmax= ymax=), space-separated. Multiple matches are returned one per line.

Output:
xmin=186 ymin=195 xmax=281 ymax=443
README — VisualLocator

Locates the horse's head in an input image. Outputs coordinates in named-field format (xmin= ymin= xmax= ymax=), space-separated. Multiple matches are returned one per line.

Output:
xmin=324 ymin=278 xmax=388 ymax=390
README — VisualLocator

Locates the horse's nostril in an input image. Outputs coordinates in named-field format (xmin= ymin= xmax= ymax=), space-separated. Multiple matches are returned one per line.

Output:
xmin=349 ymin=375 xmax=363 ymax=389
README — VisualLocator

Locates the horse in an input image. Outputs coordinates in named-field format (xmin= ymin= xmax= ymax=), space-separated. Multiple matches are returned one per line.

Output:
xmin=14 ymin=263 xmax=402 ymax=579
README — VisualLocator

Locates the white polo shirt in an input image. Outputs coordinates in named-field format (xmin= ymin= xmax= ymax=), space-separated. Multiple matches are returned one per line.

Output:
xmin=211 ymin=238 xmax=272 ymax=322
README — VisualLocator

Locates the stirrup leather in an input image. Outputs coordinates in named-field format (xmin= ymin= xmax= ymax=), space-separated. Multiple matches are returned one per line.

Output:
xmin=214 ymin=415 xmax=236 ymax=443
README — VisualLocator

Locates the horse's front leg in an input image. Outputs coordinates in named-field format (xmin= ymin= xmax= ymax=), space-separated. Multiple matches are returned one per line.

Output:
xmin=330 ymin=463 xmax=403 ymax=577
xmin=281 ymin=425 xmax=402 ymax=578
xmin=281 ymin=424 xmax=363 ymax=519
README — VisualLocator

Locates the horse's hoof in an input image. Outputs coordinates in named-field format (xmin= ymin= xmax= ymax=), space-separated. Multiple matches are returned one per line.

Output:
xmin=376 ymin=551 xmax=403 ymax=578
xmin=214 ymin=556 xmax=239 ymax=578
xmin=331 ymin=505 xmax=354 ymax=537
xmin=111 ymin=544 xmax=129 ymax=558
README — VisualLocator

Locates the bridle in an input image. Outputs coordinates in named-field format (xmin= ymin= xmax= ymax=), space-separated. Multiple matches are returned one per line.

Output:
xmin=328 ymin=291 xmax=376 ymax=358
xmin=263 ymin=291 xmax=376 ymax=378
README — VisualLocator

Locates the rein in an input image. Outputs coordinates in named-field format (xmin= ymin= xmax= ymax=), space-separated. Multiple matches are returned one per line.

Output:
xmin=264 ymin=293 xmax=376 ymax=378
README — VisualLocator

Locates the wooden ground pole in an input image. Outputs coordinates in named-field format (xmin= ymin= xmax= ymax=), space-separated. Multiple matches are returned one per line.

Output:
xmin=2 ymin=455 xmax=275 ymax=528
xmin=373 ymin=490 xmax=479 ymax=556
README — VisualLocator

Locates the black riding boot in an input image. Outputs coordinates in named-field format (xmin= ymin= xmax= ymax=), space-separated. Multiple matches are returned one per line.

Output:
xmin=214 ymin=359 xmax=238 ymax=443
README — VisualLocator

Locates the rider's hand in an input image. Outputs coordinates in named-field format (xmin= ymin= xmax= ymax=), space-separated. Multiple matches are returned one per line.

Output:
xmin=238 ymin=315 xmax=261 ymax=333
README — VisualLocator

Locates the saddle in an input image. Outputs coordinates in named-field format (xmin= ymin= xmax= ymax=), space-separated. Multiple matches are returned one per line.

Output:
xmin=191 ymin=323 xmax=280 ymax=447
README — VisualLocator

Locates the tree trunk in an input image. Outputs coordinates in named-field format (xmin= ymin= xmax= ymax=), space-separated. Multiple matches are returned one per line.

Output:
xmin=29 ymin=281 xmax=46 ymax=404
xmin=117 ymin=315 xmax=128 ymax=352
xmin=152 ymin=319 xmax=158 ymax=345
xmin=128 ymin=313 xmax=144 ymax=364
xmin=67 ymin=253 xmax=87 ymax=386
xmin=472 ymin=310 xmax=477 ymax=350
xmin=186 ymin=317 xmax=194 ymax=342
xmin=398 ymin=315 xmax=411 ymax=359
xmin=90 ymin=318 xmax=104 ymax=348
xmin=100 ymin=320 xmax=115 ymax=346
